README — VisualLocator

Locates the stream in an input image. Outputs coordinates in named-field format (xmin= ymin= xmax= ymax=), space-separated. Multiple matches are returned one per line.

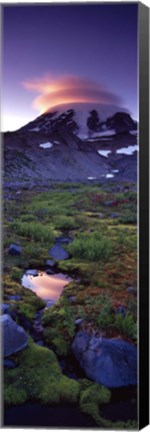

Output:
xmin=4 ymin=388 xmax=137 ymax=427
xmin=4 ymin=266 xmax=137 ymax=427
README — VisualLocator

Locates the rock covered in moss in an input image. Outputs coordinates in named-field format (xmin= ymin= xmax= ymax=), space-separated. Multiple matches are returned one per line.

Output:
xmin=1 ymin=314 xmax=28 ymax=357
xmin=72 ymin=331 xmax=137 ymax=388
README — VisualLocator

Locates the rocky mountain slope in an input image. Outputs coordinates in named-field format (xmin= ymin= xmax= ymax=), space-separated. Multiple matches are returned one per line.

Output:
xmin=3 ymin=103 xmax=138 ymax=185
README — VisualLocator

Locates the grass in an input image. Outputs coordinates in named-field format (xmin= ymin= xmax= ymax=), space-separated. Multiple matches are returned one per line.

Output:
xmin=10 ymin=221 xmax=55 ymax=243
xmin=67 ymin=231 xmax=112 ymax=261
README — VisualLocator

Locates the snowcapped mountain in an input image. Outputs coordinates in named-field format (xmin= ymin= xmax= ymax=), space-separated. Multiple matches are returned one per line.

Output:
xmin=4 ymin=102 xmax=138 ymax=185
xmin=19 ymin=102 xmax=137 ymax=139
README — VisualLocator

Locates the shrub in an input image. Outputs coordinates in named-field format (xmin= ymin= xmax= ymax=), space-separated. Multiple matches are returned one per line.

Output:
xmin=55 ymin=215 xmax=76 ymax=230
xmin=67 ymin=232 xmax=112 ymax=261
xmin=119 ymin=212 xmax=137 ymax=224
xmin=11 ymin=221 xmax=55 ymax=243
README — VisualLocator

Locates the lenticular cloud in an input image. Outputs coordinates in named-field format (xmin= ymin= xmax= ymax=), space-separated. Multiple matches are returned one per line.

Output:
xmin=23 ymin=75 xmax=121 ymax=113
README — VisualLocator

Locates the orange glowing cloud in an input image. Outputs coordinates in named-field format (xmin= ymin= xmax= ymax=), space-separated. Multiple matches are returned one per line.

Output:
xmin=23 ymin=75 xmax=121 ymax=113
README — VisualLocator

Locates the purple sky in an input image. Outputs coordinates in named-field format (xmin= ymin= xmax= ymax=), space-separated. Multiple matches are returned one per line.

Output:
xmin=2 ymin=3 xmax=138 ymax=131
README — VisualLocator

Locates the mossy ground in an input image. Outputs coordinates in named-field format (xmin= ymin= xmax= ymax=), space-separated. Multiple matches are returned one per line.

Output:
xmin=4 ymin=340 xmax=137 ymax=429
xmin=3 ymin=182 xmax=137 ymax=426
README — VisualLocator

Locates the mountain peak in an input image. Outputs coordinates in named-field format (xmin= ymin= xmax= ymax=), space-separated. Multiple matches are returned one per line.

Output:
xmin=19 ymin=101 xmax=133 ymax=138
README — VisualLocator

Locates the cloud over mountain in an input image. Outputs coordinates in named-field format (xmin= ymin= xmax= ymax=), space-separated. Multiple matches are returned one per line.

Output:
xmin=23 ymin=75 xmax=121 ymax=113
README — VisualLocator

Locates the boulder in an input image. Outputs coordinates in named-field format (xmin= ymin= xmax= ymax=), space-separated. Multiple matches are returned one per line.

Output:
xmin=49 ymin=244 xmax=69 ymax=260
xmin=8 ymin=243 xmax=22 ymax=255
xmin=0 ymin=303 xmax=10 ymax=314
xmin=72 ymin=331 xmax=137 ymax=388
xmin=1 ymin=314 xmax=28 ymax=357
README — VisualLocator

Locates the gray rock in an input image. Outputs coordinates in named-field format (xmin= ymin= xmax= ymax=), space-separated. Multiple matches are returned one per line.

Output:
xmin=98 ymin=213 xmax=105 ymax=219
xmin=45 ymin=269 xmax=54 ymax=275
xmin=68 ymin=296 xmax=76 ymax=303
xmin=127 ymin=286 xmax=137 ymax=296
xmin=55 ymin=236 xmax=72 ymax=245
xmin=6 ymin=217 xmax=14 ymax=222
xmin=4 ymin=359 xmax=17 ymax=368
xmin=49 ymin=244 xmax=69 ymax=261
xmin=110 ymin=213 xmax=120 ymax=219
xmin=116 ymin=305 xmax=126 ymax=318
xmin=8 ymin=243 xmax=22 ymax=255
xmin=32 ymin=323 xmax=44 ymax=335
xmin=45 ymin=299 xmax=55 ymax=308
xmin=26 ymin=269 xmax=39 ymax=276
xmin=1 ymin=304 xmax=10 ymax=314
xmin=46 ymin=259 xmax=55 ymax=267
xmin=1 ymin=314 xmax=28 ymax=357
xmin=7 ymin=295 xmax=22 ymax=301
xmin=36 ymin=340 xmax=44 ymax=347
xmin=104 ymin=201 xmax=114 ymax=207
xmin=75 ymin=318 xmax=84 ymax=326
xmin=72 ymin=331 xmax=137 ymax=388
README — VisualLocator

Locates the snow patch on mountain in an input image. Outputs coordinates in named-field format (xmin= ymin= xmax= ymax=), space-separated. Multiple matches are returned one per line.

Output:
xmin=98 ymin=150 xmax=112 ymax=158
xmin=39 ymin=142 xmax=53 ymax=149
xmin=116 ymin=145 xmax=138 ymax=155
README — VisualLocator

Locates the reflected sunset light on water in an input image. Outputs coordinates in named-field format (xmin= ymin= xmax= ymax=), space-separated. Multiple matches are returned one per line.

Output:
xmin=22 ymin=272 xmax=72 ymax=302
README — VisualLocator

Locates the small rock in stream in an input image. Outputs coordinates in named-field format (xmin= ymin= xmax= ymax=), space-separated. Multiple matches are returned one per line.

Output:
xmin=45 ymin=269 xmax=54 ymax=275
xmin=46 ymin=259 xmax=55 ymax=267
xmin=26 ymin=269 xmax=39 ymax=276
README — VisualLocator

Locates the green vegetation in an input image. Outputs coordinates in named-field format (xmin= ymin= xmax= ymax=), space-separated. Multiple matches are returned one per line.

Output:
xmin=10 ymin=221 xmax=55 ymax=243
xmin=4 ymin=339 xmax=80 ymax=405
xmin=4 ymin=182 xmax=137 ymax=342
xmin=67 ymin=231 xmax=112 ymax=261
xmin=43 ymin=300 xmax=76 ymax=356
xmin=80 ymin=380 xmax=111 ymax=426
xmin=3 ymin=181 xmax=137 ymax=426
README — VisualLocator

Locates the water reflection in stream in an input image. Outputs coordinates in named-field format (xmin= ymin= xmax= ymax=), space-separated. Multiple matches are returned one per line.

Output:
xmin=22 ymin=271 xmax=72 ymax=305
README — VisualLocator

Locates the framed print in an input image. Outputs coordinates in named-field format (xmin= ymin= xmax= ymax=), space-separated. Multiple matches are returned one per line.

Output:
xmin=0 ymin=1 xmax=149 ymax=430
